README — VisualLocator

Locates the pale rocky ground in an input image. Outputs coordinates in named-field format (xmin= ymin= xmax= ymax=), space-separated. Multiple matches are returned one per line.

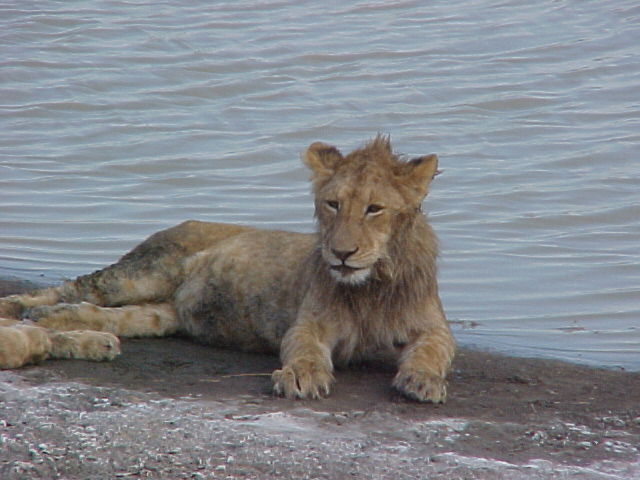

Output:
xmin=1 ymin=279 xmax=639 ymax=479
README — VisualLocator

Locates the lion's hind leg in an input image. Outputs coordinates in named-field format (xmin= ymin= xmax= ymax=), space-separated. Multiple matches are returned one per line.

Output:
xmin=25 ymin=302 xmax=180 ymax=338
xmin=0 ymin=320 xmax=51 ymax=368
xmin=1 ymin=300 xmax=178 ymax=369
xmin=0 ymin=319 xmax=121 ymax=369
xmin=0 ymin=287 xmax=62 ymax=319
xmin=48 ymin=330 xmax=120 ymax=362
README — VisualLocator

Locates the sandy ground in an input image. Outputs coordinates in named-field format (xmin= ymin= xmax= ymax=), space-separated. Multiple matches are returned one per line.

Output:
xmin=1 ymin=278 xmax=639 ymax=479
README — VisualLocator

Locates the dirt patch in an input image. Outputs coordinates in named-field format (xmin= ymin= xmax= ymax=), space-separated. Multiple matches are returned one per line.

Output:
xmin=1 ymin=280 xmax=638 ymax=479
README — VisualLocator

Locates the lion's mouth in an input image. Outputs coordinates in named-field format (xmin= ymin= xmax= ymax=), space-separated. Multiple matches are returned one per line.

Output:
xmin=329 ymin=264 xmax=371 ymax=285
xmin=330 ymin=265 xmax=362 ymax=275
xmin=331 ymin=264 xmax=362 ymax=275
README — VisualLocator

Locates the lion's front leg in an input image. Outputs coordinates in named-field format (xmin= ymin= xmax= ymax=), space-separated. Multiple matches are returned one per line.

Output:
xmin=272 ymin=321 xmax=335 ymax=400
xmin=393 ymin=325 xmax=455 ymax=403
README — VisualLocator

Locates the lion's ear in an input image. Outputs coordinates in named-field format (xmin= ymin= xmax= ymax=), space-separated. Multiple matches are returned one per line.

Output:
xmin=397 ymin=154 xmax=439 ymax=199
xmin=303 ymin=142 xmax=343 ymax=179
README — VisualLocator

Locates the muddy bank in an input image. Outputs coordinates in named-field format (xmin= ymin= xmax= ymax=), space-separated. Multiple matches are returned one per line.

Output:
xmin=1 ymin=280 xmax=639 ymax=479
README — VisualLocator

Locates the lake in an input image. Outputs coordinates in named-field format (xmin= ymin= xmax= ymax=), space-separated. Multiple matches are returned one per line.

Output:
xmin=1 ymin=0 xmax=638 ymax=370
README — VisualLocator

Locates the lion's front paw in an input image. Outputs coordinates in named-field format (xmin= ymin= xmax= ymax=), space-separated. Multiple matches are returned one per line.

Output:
xmin=393 ymin=368 xmax=447 ymax=403
xmin=272 ymin=360 xmax=334 ymax=400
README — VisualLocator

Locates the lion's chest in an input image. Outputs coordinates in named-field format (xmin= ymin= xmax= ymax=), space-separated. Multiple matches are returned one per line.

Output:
xmin=330 ymin=305 xmax=416 ymax=365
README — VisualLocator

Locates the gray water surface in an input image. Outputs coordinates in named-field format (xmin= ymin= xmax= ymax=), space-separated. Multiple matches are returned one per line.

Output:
xmin=1 ymin=1 xmax=639 ymax=370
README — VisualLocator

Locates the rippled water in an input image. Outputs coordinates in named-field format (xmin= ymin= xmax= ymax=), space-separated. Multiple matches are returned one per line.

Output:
xmin=1 ymin=1 xmax=638 ymax=370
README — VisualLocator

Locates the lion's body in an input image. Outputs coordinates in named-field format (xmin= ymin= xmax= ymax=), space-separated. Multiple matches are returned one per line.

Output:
xmin=176 ymin=226 xmax=314 ymax=353
xmin=0 ymin=137 xmax=455 ymax=402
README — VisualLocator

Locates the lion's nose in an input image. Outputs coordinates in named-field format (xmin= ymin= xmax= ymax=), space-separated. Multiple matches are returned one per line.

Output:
xmin=331 ymin=247 xmax=358 ymax=263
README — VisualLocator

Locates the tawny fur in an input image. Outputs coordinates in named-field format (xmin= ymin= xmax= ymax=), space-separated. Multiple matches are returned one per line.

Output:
xmin=0 ymin=136 xmax=455 ymax=402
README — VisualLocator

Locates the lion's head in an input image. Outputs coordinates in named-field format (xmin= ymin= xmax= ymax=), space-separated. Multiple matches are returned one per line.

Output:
xmin=303 ymin=136 xmax=439 ymax=285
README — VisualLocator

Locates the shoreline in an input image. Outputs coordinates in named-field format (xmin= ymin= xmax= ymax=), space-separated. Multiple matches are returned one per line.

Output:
xmin=1 ymin=278 xmax=639 ymax=478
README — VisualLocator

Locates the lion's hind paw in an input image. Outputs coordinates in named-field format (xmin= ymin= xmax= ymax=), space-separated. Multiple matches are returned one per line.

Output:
xmin=50 ymin=331 xmax=121 ymax=361
xmin=0 ymin=324 xmax=51 ymax=369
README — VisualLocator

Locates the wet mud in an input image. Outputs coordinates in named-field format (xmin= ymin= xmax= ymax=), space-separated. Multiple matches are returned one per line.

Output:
xmin=1 ymin=280 xmax=638 ymax=479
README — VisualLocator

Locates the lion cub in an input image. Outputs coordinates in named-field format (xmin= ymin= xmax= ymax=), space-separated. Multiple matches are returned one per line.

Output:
xmin=0 ymin=136 xmax=454 ymax=402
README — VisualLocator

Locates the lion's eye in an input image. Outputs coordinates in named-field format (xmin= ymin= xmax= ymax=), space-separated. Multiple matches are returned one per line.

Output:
xmin=326 ymin=200 xmax=339 ymax=211
xmin=366 ymin=204 xmax=384 ymax=215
